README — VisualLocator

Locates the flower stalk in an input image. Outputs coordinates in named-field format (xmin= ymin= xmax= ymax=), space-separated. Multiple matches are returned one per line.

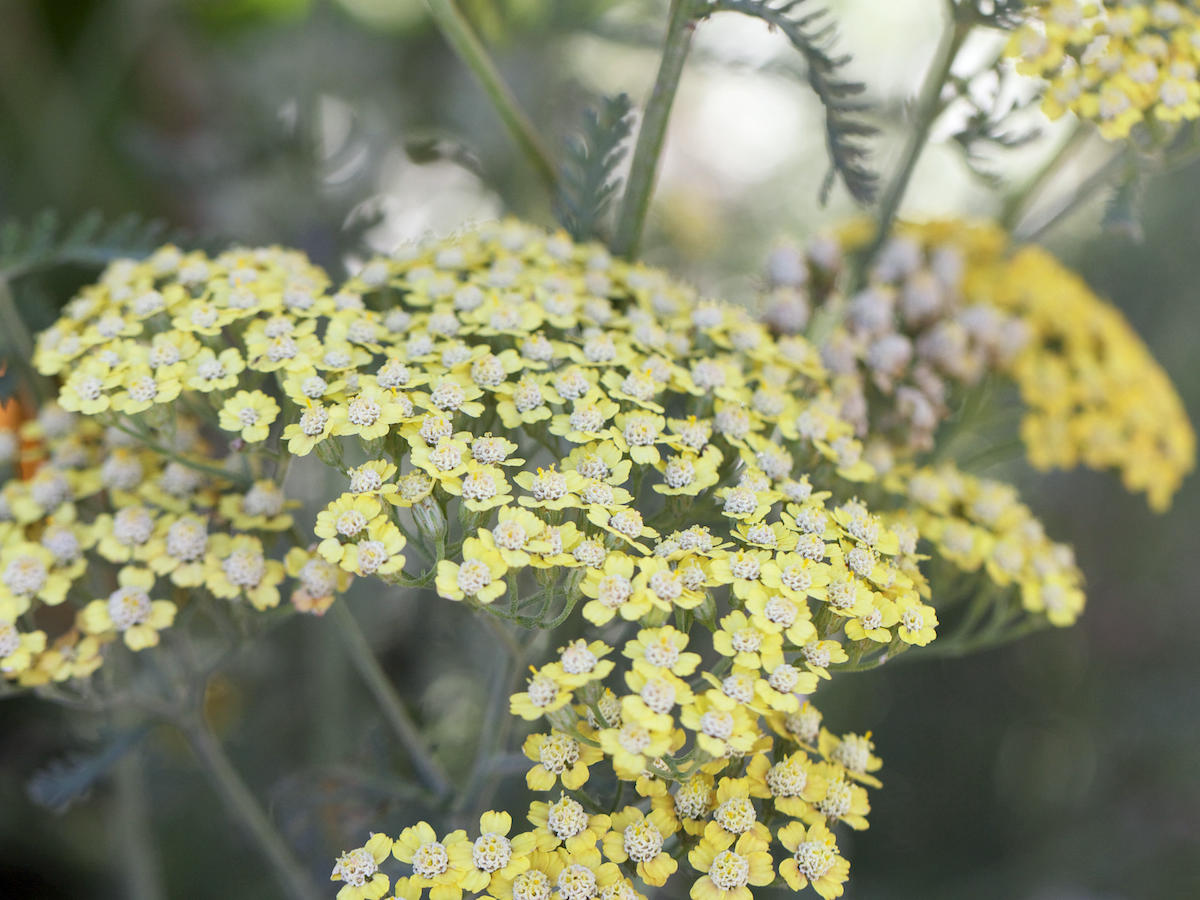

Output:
xmin=612 ymin=0 xmax=702 ymax=258
xmin=423 ymin=0 xmax=558 ymax=192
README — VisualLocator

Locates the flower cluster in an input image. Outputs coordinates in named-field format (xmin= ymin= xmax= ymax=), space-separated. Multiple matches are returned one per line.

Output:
xmin=0 ymin=397 xmax=345 ymax=683
xmin=9 ymin=218 xmax=1171 ymax=899
xmin=763 ymin=219 xmax=1195 ymax=511
xmin=1008 ymin=0 xmax=1200 ymax=140
xmin=891 ymin=463 xmax=1086 ymax=627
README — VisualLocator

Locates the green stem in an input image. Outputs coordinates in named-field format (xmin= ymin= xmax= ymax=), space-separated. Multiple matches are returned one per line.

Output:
xmin=107 ymin=417 xmax=251 ymax=487
xmin=612 ymin=0 xmax=701 ymax=258
xmin=423 ymin=0 xmax=558 ymax=191
xmin=114 ymin=749 xmax=166 ymax=900
xmin=1015 ymin=148 xmax=1128 ymax=242
xmin=179 ymin=715 xmax=322 ymax=900
xmin=864 ymin=11 xmax=969 ymax=268
xmin=330 ymin=600 xmax=453 ymax=798
xmin=1000 ymin=121 xmax=1090 ymax=231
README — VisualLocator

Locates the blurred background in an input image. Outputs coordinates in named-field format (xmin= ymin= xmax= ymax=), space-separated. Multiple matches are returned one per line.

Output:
xmin=0 ymin=1 xmax=1196 ymax=898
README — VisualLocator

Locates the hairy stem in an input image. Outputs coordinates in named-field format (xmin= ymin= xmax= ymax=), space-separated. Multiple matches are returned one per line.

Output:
xmin=423 ymin=0 xmax=558 ymax=191
xmin=179 ymin=715 xmax=322 ymax=900
xmin=612 ymin=0 xmax=700 ymax=258
xmin=114 ymin=749 xmax=166 ymax=900
xmin=865 ymin=13 xmax=970 ymax=267
xmin=330 ymin=599 xmax=453 ymax=798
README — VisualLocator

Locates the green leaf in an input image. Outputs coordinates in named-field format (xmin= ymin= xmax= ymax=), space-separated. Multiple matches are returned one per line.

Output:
xmin=0 ymin=210 xmax=181 ymax=283
xmin=709 ymin=0 xmax=879 ymax=205
xmin=555 ymin=93 xmax=636 ymax=242
xmin=27 ymin=725 xmax=151 ymax=814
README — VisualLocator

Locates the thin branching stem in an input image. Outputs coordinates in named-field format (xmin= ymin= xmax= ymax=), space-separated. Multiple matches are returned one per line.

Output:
xmin=178 ymin=714 xmax=323 ymax=900
xmin=423 ymin=0 xmax=558 ymax=192
xmin=612 ymin=0 xmax=701 ymax=258
xmin=865 ymin=10 xmax=970 ymax=268
xmin=329 ymin=599 xmax=453 ymax=798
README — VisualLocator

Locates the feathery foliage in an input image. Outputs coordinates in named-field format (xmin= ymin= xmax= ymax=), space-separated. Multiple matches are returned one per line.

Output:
xmin=709 ymin=0 xmax=879 ymax=205
xmin=0 ymin=210 xmax=174 ymax=283
xmin=555 ymin=93 xmax=636 ymax=243
xmin=26 ymin=726 xmax=150 ymax=815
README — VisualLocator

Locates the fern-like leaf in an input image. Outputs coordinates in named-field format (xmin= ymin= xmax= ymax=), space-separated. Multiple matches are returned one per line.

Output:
xmin=708 ymin=0 xmax=879 ymax=205
xmin=0 ymin=210 xmax=176 ymax=282
xmin=555 ymin=93 xmax=636 ymax=243
xmin=27 ymin=725 xmax=150 ymax=814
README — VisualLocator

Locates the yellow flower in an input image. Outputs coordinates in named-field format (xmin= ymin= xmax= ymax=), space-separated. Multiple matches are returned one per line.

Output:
xmin=509 ymin=667 xmax=570 ymax=721
xmin=526 ymin=794 xmax=610 ymax=852
xmin=78 ymin=566 xmax=175 ymax=651
xmin=0 ymin=621 xmax=47 ymax=679
xmin=330 ymin=384 xmax=410 ymax=442
xmin=186 ymin=347 xmax=245 ymax=392
xmin=285 ymin=547 xmax=352 ymax=615
xmin=340 ymin=518 xmax=407 ymax=579
xmin=218 ymin=390 xmax=280 ymax=443
xmin=315 ymin=494 xmax=383 ymax=565
xmin=392 ymin=821 xmax=473 ymax=900
xmin=331 ymin=833 xmax=393 ymax=900
xmin=435 ymin=537 xmax=507 ymax=604
xmin=282 ymin=400 xmax=334 ymax=456
xmin=206 ymin=534 xmax=285 ymax=610
xmin=461 ymin=811 xmax=537 ymax=894
xmin=522 ymin=730 xmax=603 ymax=791
xmin=818 ymin=729 xmax=883 ymax=788
xmin=602 ymin=798 xmax=679 ymax=886
xmin=687 ymin=831 xmax=774 ymax=900
xmin=777 ymin=819 xmax=850 ymax=899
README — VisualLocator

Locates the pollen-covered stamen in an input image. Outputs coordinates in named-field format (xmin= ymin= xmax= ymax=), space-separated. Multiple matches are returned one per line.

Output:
xmin=714 ymin=796 xmax=757 ymax=834
xmin=461 ymin=470 xmax=499 ymax=503
xmin=901 ymin=608 xmax=925 ymax=633
xmin=817 ymin=778 xmax=853 ymax=821
xmin=332 ymin=847 xmax=379 ymax=887
xmin=335 ymin=510 xmax=369 ymax=537
xmin=794 ymin=841 xmax=836 ymax=880
xmin=538 ymin=733 xmax=581 ymax=774
xmin=765 ymin=595 xmax=799 ymax=626
xmin=107 ymin=586 xmax=152 ymax=630
xmin=4 ymin=556 xmax=48 ymax=596
xmin=166 ymin=518 xmax=208 ymax=561
xmin=664 ymin=456 xmax=695 ymax=489
xmin=411 ymin=841 xmax=450 ymax=878
xmin=347 ymin=396 xmax=382 ymax=427
xmin=700 ymin=710 xmax=734 ymax=742
xmin=526 ymin=675 xmax=559 ymax=709
xmin=623 ymin=819 xmax=664 ymax=863
xmin=113 ymin=507 xmax=155 ymax=547
xmin=557 ymin=864 xmax=597 ymax=900
xmin=471 ymin=832 xmax=513 ymax=873
xmin=722 ymin=488 xmax=757 ymax=517
xmin=299 ymin=406 xmax=329 ymax=436
xmin=512 ymin=870 xmax=552 ymax=900
xmin=767 ymin=758 xmax=809 ymax=798
xmin=706 ymin=849 xmax=750 ymax=890
xmin=223 ymin=549 xmax=266 ymax=588
xmin=730 ymin=628 xmax=762 ymax=654
xmin=597 ymin=574 xmax=632 ymax=609
xmin=559 ymin=639 xmax=598 ymax=675
xmin=547 ymin=796 xmax=588 ymax=839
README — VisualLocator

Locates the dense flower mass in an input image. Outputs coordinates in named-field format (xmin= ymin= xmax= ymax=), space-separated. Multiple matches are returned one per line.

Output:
xmin=1008 ymin=0 xmax=1200 ymax=140
xmin=764 ymin=219 xmax=1195 ymax=512
xmin=2 ymin=217 xmax=1188 ymax=898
